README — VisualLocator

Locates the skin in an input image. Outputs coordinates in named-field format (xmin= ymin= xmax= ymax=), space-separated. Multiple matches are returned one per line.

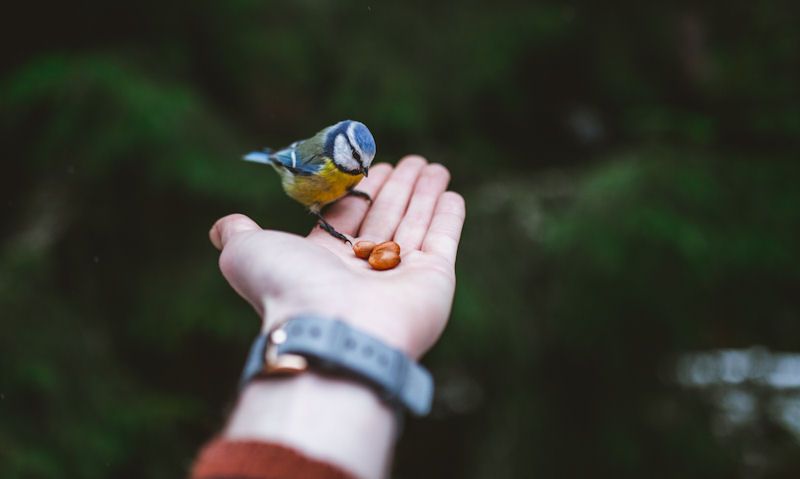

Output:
xmin=208 ymin=155 xmax=466 ymax=478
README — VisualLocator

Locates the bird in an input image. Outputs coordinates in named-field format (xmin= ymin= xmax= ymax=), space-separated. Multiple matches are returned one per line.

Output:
xmin=243 ymin=120 xmax=377 ymax=244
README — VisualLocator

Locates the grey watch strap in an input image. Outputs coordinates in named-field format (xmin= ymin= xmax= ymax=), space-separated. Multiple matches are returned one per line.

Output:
xmin=239 ymin=315 xmax=434 ymax=416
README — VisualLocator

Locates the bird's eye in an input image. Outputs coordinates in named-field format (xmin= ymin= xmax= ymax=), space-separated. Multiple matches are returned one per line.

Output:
xmin=353 ymin=151 xmax=362 ymax=161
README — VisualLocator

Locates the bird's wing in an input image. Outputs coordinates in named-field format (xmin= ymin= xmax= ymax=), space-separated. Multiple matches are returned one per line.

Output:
xmin=271 ymin=132 xmax=330 ymax=176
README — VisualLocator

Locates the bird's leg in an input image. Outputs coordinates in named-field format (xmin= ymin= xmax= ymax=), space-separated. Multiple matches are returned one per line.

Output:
xmin=312 ymin=211 xmax=352 ymax=245
xmin=345 ymin=189 xmax=373 ymax=205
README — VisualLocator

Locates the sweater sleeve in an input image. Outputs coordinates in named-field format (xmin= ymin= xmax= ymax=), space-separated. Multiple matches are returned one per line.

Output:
xmin=190 ymin=438 xmax=355 ymax=479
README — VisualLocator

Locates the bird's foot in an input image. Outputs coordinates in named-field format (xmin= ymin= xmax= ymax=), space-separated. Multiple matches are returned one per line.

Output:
xmin=346 ymin=189 xmax=373 ymax=205
xmin=313 ymin=213 xmax=352 ymax=245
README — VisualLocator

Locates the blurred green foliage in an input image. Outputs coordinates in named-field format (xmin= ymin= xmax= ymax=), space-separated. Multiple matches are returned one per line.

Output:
xmin=1 ymin=1 xmax=799 ymax=477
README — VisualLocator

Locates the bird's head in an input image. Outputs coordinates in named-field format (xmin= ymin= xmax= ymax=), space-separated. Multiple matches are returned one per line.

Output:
xmin=329 ymin=120 xmax=376 ymax=176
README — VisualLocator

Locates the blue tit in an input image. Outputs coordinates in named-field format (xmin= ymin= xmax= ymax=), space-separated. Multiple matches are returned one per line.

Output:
xmin=243 ymin=120 xmax=377 ymax=243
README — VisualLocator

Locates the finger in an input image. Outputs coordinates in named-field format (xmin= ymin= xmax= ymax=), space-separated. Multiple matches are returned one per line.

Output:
xmin=421 ymin=192 xmax=466 ymax=264
xmin=309 ymin=163 xmax=393 ymax=238
xmin=209 ymin=213 xmax=261 ymax=250
xmin=358 ymin=155 xmax=427 ymax=241
xmin=393 ymin=163 xmax=451 ymax=251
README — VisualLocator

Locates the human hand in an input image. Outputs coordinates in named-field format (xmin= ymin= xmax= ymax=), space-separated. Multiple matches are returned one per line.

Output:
xmin=209 ymin=155 xmax=465 ymax=359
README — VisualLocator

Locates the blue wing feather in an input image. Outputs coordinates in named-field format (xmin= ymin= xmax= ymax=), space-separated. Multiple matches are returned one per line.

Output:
xmin=244 ymin=126 xmax=333 ymax=176
xmin=269 ymin=148 xmax=321 ymax=176
xmin=243 ymin=147 xmax=323 ymax=176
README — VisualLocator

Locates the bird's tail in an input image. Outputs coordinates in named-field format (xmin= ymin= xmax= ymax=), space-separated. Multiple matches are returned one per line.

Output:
xmin=242 ymin=148 xmax=274 ymax=165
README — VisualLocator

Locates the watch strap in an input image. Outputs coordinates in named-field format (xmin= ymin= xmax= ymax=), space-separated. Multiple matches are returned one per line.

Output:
xmin=238 ymin=331 xmax=270 ymax=391
xmin=239 ymin=315 xmax=433 ymax=416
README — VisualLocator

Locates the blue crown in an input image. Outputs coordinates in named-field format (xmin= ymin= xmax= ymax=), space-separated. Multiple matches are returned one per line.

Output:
xmin=352 ymin=122 xmax=376 ymax=156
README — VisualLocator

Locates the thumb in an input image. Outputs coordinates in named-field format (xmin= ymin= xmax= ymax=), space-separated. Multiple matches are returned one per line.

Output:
xmin=209 ymin=214 xmax=261 ymax=250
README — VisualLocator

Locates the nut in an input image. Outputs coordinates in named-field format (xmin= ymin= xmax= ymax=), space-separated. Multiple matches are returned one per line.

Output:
xmin=369 ymin=249 xmax=401 ymax=270
xmin=372 ymin=241 xmax=400 ymax=255
xmin=368 ymin=241 xmax=401 ymax=270
xmin=352 ymin=240 xmax=376 ymax=259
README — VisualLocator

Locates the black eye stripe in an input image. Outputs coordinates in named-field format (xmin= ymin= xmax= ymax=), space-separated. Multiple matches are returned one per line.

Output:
xmin=349 ymin=143 xmax=362 ymax=163
xmin=342 ymin=133 xmax=362 ymax=164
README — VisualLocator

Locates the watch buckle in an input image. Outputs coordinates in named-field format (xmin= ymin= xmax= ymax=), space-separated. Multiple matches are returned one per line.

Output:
xmin=264 ymin=327 xmax=308 ymax=375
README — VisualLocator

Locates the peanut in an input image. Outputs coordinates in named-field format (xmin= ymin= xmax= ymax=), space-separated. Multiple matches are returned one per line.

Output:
xmin=368 ymin=241 xmax=402 ymax=270
xmin=352 ymin=240 xmax=376 ymax=259
xmin=372 ymin=240 xmax=400 ymax=255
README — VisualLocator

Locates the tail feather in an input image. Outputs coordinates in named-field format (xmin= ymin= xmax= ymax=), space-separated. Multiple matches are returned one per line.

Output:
xmin=242 ymin=149 xmax=273 ymax=165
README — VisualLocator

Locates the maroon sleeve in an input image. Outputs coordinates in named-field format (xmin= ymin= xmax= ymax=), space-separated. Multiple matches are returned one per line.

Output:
xmin=190 ymin=439 xmax=355 ymax=479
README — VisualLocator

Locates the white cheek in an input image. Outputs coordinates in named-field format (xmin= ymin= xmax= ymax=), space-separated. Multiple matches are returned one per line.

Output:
xmin=333 ymin=134 xmax=359 ymax=170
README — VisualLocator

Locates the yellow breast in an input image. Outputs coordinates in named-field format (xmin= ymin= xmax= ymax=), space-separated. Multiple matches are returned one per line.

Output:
xmin=282 ymin=161 xmax=363 ymax=209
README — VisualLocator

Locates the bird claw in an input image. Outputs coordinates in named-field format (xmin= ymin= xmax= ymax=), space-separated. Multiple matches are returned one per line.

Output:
xmin=313 ymin=213 xmax=352 ymax=245
xmin=346 ymin=189 xmax=373 ymax=206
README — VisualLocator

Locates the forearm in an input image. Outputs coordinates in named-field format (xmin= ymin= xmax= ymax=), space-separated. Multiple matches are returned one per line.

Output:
xmin=224 ymin=372 xmax=397 ymax=479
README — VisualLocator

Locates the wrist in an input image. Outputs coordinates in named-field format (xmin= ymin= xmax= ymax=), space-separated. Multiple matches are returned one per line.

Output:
xmin=261 ymin=296 xmax=421 ymax=359
xmin=225 ymin=372 xmax=396 ymax=479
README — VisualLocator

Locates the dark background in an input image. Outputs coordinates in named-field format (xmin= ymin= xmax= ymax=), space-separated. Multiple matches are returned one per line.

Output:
xmin=2 ymin=1 xmax=800 ymax=477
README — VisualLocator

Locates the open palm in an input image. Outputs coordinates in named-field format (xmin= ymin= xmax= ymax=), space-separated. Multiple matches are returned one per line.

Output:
xmin=210 ymin=156 xmax=465 ymax=358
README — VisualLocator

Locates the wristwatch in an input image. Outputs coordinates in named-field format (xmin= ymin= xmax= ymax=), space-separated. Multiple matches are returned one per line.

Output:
xmin=238 ymin=314 xmax=434 ymax=416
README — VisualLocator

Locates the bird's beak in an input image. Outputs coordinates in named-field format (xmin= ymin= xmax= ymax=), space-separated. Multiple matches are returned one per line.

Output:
xmin=362 ymin=166 xmax=369 ymax=177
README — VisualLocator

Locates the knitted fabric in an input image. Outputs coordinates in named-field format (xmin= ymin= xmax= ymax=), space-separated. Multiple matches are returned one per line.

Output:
xmin=191 ymin=439 xmax=354 ymax=479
